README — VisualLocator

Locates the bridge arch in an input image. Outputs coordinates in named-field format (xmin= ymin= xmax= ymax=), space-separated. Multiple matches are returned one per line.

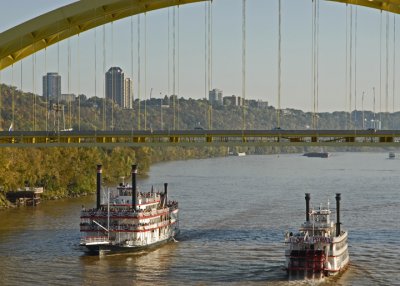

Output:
xmin=0 ymin=0 xmax=399 ymax=70
xmin=0 ymin=0 xmax=205 ymax=70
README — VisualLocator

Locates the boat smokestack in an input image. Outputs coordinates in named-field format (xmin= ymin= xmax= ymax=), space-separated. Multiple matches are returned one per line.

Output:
xmin=164 ymin=183 xmax=168 ymax=196
xmin=336 ymin=193 xmax=341 ymax=236
xmin=132 ymin=164 xmax=138 ymax=210
xmin=96 ymin=164 xmax=102 ymax=209
xmin=305 ymin=193 xmax=311 ymax=222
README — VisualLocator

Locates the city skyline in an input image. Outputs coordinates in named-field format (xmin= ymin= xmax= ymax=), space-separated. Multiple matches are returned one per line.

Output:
xmin=0 ymin=0 xmax=399 ymax=113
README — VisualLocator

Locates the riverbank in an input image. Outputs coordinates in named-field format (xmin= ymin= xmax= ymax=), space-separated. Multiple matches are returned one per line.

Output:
xmin=0 ymin=145 xmax=229 ymax=209
xmin=0 ymin=145 xmax=392 ymax=209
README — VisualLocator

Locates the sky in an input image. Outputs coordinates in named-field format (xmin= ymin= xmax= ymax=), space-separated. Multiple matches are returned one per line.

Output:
xmin=0 ymin=0 xmax=398 ymax=112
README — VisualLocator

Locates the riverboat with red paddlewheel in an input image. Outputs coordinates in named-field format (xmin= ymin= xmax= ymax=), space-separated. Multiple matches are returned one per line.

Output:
xmin=80 ymin=164 xmax=179 ymax=255
xmin=284 ymin=193 xmax=349 ymax=280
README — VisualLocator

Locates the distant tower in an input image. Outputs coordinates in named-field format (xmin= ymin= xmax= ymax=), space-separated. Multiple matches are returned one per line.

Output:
xmin=124 ymin=77 xmax=133 ymax=109
xmin=105 ymin=67 xmax=124 ymax=107
xmin=209 ymin=88 xmax=223 ymax=106
xmin=42 ymin=72 xmax=61 ymax=102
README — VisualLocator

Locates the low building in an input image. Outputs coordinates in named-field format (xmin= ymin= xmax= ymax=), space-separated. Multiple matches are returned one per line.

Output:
xmin=60 ymin=93 xmax=76 ymax=103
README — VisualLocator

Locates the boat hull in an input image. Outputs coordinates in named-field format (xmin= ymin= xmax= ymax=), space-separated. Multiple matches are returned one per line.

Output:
xmin=82 ymin=230 xmax=180 ymax=256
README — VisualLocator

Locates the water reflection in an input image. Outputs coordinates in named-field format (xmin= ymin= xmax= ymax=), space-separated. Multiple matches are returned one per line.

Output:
xmin=80 ymin=243 xmax=178 ymax=285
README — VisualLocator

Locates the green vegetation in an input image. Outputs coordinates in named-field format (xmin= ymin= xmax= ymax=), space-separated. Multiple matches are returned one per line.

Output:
xmin=0 ymin=83 xmax=398 ymax=207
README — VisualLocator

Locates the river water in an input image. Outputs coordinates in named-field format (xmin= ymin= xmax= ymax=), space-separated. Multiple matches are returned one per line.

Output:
xmin=0 ymin=152 xmax=399 ymax=285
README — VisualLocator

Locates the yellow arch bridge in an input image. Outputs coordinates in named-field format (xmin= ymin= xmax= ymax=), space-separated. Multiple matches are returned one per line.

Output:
xmin=0 ymin=129 xmax=399 ymax=148
xmin=1 ymin=0 xmax=400 ymax=70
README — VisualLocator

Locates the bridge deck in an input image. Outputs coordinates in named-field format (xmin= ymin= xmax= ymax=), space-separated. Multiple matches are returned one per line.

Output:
xmin=0 ymin=129 xmax=399 ymax=147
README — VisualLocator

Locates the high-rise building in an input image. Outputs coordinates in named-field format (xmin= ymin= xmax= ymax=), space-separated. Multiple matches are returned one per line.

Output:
xmin=105 ymin=67 xmax=124 ymax=107
xmin=209 ymin=89 xmax=223 ymax=106
xmin=124 ymin=78 xmax=133 ymax=109
xmin=42 ymin=72 xmax=61 ymax=101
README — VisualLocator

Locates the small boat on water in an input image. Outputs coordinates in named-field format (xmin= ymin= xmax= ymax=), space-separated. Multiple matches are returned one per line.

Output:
xmin=303 ymin=152 xmax=330 ymax=158
xmin=228 ymin=147 xmax=246 ymax=156
xmin=284 ymin=193 xmax=349 ymax=280
xmin=389 ymin=152 xmax=395 ymax=159
xmin=79 ymin=164 xmax=179 ymax=255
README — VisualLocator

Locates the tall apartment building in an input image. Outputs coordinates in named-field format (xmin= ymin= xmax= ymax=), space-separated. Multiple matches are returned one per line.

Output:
xmin=105 ymin=67 xmax=124 ymax=107
xmin=42 ymin=72 xmax=61 ymax=101
xmin=124 ymin=78 xmax=133 ymax=109
xmin=209 ymin=88 xmax=223 ymax=106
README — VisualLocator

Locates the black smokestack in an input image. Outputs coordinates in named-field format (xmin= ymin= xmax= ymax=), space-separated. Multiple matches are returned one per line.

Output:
xmin=132 ymin=164 xmax=138 ymax=210
xmin=336 ymin=193 xmax=341 ymax=236
xmin=164 ymin=183 xmax=168 ymax=207
xmin=305 ymin=193 xmax=311 ymax=222
xmin=96 ymin=164 xmax=102 ymax=209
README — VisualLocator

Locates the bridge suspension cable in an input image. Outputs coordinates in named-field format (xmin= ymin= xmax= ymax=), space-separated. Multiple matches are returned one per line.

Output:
xmin=78 ymin=34 xmax=81 ymax=131
xmin=20 ymin=60 xmax=23 ymax=126
xmin=393 ymin=15 xmax=396 ymax=116
xmin=33 ymin=50 xmax=36 ymax=131
xmin=145 ymin=12 xmax=148 ymax=131
xmin=242 ymin=0 xmax=246 ymax=130
xmin=130 ymin=14 xmax=135 ymax=130
xmin=94 ymin=25 xmax=97 ymax=130
xmin=173 ymin=6 xmax=176 ymax=130
xmin=379 ymin=11 xmax=383 ymax=125
xmin=349 ymin=5 xmax=353 ymax=129
xmin=354 ymin=6 xmax=358 ymax=130
xmin=168 ymin=8 xmax=171 ymax=100
xmin=277 ymin=0 xmax=282 ymax=129
xmin=12 ymin=65 xmax=14 ymax=131
xmin=138 ymin=14 xmax=142 ymax=130
xmin=311 ymin=0 xmax=320 ymax=129
xmin=209 ymin=1 xmax=213 ymax=130
xmin=177 ymin=6 xmax=181 ymax=130
xmin=57 ymin=34 xmax=60 ymax=132
xmin=111 ymin=23 xmax=114 ymax=130
xmin=68 ymin=37 xmax=72 ymax=130
xmin=385 ymin=11 xmax=389 ymax=126
xmin=204 ymin=2 xmax=207 ymax=128
xmin=102 ymin=23 xmax=106 ymax=131
xmin=345 ymin=4 xmax=348 ymax=129
xmin=44 ymin=47 xmax=48 ymax=131
xmin=0 ymin=70 xmax=2 ymax=130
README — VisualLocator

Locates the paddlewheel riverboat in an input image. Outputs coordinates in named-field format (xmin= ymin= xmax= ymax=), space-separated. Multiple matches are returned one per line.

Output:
xmin=284 ymin=193 xmax=349 ymax=280
xmin=80 ymin=164 xmax=179 ymax=255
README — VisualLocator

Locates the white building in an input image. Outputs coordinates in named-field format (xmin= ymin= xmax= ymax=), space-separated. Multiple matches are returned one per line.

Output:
xmin=124 ymin=78 xmax=133 ymax=109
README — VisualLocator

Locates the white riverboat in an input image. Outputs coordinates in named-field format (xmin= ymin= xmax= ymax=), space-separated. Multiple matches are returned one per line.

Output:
xmin=80 ymin=164 xmax=179 ymax=255
xmin=284 ymin=193 xmax=349 ymax=280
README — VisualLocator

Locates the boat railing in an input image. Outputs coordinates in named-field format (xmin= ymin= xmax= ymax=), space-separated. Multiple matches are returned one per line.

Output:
xmin=81 ymin=219 xmax=173 ymax=232
xmin=287 ymin=235 xmax=332 ymax=244
xmin=81 ymin=207 xmax=173 ymax=219
xmin=81 ymin=210 xmax=138 ymax=218
xmin=302 ymin=222 xmax=332 ymax=229
xmin=136 ymin=220 xmax=170 ymax=231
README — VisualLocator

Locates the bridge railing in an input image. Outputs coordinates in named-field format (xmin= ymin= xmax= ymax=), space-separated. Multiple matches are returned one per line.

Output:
xmin=0 ymin=129 xmax=399 ymax=147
